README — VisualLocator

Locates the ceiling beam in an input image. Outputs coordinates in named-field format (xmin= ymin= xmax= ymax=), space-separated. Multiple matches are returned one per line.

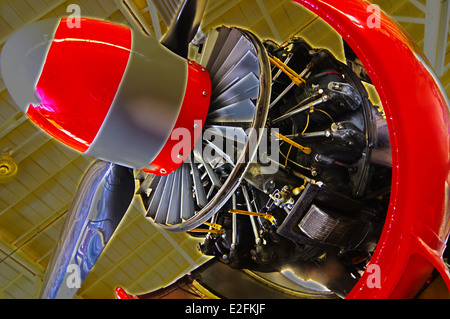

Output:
xmin=255 ymin=0 xmax=283 ymax=43
xmin=0 ymin=113 xmax=28 ymax=141
xmin=12 ymin=201 xmax=69 ymax=248
xmin=148 ymin=0 xmax=181 ymax=26
xmin=391 ymin=16 xmax=425 ymax=24
xmin=0 ymin=153 xmax=80 ymax=218
xmin=113 ymin=0 xmax=153 ymax=36
xmin=391 ymin=0 xmax=449 ymax=77
xmin=0 ymin=0 xmax=67 ymax=46
xmin=14 ymin=134 xmax=52 ymax=164
xmin=0 ymin=236 xmax=45 ymax=278
xmin=201 ymin=0 xmax=241 ymax=28
xmin=134 ymin=200 xmax=199 ymax=268
xmin=408 ymin=0 xmax=426 ymax=13
xmin=146 ymin=0 xmax=163 ymax=40
xmin=423 ymin=0 xmax=450 ymax=76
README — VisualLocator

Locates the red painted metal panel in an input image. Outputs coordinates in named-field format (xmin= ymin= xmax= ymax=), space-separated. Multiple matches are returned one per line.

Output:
xmin=144 ymin=59 xmax=211 ymax=176
xmin=28 ymin=18 xmax=132 ymax=152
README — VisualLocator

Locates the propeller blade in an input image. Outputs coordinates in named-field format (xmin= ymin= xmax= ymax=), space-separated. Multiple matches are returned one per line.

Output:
xmin=160 ymin=0 xmax=208 ymax=58
xmin=39 ymin=160 xmax=135 ymax=299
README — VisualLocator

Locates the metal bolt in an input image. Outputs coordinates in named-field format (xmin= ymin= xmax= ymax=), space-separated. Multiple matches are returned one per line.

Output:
xmin=194 ymin=123 xmax=199 ymax=129
xmin=202 ymin=91 xmax=207 ymax=97
xmin=177 ymin=153 xmax=183 ymax=158
xmin=160 ymin=168 xmax=167 ymax=174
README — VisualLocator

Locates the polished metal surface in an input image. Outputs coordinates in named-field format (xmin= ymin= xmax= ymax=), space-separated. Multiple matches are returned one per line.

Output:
xmin=180 ymin=163 xmax=195 ymax=220
xmin=207 ymin=99 xmax=256 ymax=123
xmin=39 ymin=161 xmax=135 ymax=298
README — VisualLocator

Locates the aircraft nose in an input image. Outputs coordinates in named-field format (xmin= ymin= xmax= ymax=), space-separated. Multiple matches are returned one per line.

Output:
xmin=0 ymin=18 xmax=60 ymax=113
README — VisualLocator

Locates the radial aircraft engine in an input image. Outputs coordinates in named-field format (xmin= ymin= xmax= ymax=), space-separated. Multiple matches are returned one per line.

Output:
xmin=1 ymin=0 xmax=449 ymax=299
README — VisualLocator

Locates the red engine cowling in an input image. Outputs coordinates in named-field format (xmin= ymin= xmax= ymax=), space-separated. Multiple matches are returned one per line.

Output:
xmin=293 ymin=0 xmax=450 ymax=299
xmin=0 ymin=17 xmax=211 ymax=176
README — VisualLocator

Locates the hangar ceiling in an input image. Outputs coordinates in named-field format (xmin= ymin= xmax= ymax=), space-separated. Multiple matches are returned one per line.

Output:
xmin=0 ymin=0 xmax=448 ymax=299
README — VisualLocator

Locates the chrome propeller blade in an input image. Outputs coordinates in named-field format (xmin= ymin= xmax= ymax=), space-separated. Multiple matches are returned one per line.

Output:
xmin=39 ymin=160 xmax=135 ymax=299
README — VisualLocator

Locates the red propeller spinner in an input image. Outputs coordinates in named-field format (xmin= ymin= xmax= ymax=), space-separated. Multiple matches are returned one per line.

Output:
xmin=0 ymin=17 xmax=211 ymax=176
